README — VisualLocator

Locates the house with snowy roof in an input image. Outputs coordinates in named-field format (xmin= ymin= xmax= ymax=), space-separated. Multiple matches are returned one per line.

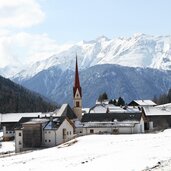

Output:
xmin=43 ymin=116 xmax=74 ymax=147
xmin=0 ymin=112 xmax=43 ymax=141
xmin=129 ymin=100 xmax=157 ymax=107
xmin=75 ymin=103 xmax=144 ymax=135
xmin=142 ymin=104 xmax=171 ymax=130
xmin=15 ymin=116 xmax=75 ymax=153
xmin=79 ymin=112 xmax=144 ymax=135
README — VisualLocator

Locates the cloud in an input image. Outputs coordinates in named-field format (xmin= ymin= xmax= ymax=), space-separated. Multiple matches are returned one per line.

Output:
xmin=0 ymin=0 xmax=45 ymax=28
xmin=0 ymin=30 xmax=62 ymax=68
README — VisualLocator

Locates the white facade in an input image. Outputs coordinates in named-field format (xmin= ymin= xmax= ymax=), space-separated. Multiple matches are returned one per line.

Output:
xmin=43 ymin=119 xmax=74 ymax=147
xmin=73 ymin=89 xmax=82 ymax=120
xmin=3 ymin=126 xmax=15 ymax=141
xmin=15 ymin=130 xmax=23 ymax=153
xmin=76 ymin=118 xmax=144 ymax=135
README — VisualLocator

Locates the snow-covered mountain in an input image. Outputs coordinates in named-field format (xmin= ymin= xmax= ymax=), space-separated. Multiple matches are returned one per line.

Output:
xmin=4 ymin=33 xmax=171 ymax=106
xmin=11 ymin=33 xmax=171 ymax=80
xmin=13 ymin=64 xmax=171 ymax=107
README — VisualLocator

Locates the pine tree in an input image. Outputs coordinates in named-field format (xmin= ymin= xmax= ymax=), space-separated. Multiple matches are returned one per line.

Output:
xmin=117 ymin=97 xmax=125 ymax=106
xmin=98 ymin=92 xmax=108 ymax=102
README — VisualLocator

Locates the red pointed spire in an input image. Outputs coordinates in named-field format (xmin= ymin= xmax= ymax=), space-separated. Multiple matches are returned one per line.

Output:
xmin=73 ymin=55 xmax=82 ymax=97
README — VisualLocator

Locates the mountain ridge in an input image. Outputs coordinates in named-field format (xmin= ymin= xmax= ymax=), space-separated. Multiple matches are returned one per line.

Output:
xmin=0 ymin=75 xmax=57 ymax=113
xmin=1 ymin=33 xmax=171 ymax=79
xmin=13 ymin=64 xmax=171 ymax=107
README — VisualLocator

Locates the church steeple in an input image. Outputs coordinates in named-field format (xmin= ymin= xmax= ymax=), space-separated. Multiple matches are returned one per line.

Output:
xmin=73 ymin=55 xmax=82 ymax=120
xmin=73 ymin=55 xmax=82 ymax=97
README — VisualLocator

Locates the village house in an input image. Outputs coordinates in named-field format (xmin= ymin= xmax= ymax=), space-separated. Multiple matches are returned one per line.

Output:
xmin=0 ymin=112 xmax=43 ymax=141
xmin=75 ymin=103 xmax=144 ymax=135
xmin=129 ymin=100 xmax=157 ymax=107
xmin=80 ymin=113 xmax=144 ymax=135
xmin=15 ymin=116 xmax=75 ymax=153
xmin=43 ymin=116 xmax=74 ymax=147
xmin=142 ymin=103 xmax=171 ymax=130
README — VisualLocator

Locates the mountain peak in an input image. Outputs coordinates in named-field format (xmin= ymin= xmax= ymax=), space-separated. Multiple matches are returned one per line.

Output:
xmin=4 ymin=33 xmax=171 ymax=79
xmin=96 ymin=35 xmax=110 ymax=42
xmin=133 ymin=32 xmax=146 ymax=38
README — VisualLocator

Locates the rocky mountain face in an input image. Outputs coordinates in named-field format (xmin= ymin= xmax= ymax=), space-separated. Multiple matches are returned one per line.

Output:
xmin=13 ymin=64 xmax=171 ymax=107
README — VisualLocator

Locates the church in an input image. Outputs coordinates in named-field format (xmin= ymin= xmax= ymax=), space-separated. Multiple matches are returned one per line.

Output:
xmin=72 ymin=56 xmax=145 ymax=135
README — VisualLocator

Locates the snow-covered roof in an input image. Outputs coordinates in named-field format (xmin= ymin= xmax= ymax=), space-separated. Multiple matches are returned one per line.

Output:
xmin=107 ymin=104 xmax=126 ymax=113
xmin=82 ymin=108 xmax=90 ymax=114
xmin=55 ymin=104 xmax=68 ymax=117
xmin=126 ymin=106 xmax=141 ymax=112
xmin=0 ymin=113 xmax=42 ymax=123
xmin=155 ymin=103 xmax=171 ymax=108
xmin=90 ymin=105 xmax=107 ymax=113
xmin=54 ymin=104 xmax=77 ymax=119
xmin=130 ymin=100 xmax=156 ymax=106
xmin=143 ymin=106 xmax=171 ymax=116
xmin=89 ymin=104 xmax=140 ymax=114
xmin=23 ymin=118 xmax=49 ymax=125
xmin=44 ymin=117 xmax=66 ymax=130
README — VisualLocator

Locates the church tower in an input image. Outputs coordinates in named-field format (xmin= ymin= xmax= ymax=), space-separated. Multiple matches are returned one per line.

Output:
xmin=73 ymin=56 xmax=82 ymax=120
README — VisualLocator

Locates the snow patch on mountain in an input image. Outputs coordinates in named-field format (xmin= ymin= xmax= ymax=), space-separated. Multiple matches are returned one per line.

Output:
xmin=8 ymin=33 xmax=171 ymax=80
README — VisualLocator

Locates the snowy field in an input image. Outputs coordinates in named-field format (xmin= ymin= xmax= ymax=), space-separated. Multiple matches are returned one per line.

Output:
xmin=0 ymin=131 xmax=15 ymax=154
xmin=1 ymin=130 xmax=171 ymax=171
xmin=0 ymin=141 xmax=15 ymax=154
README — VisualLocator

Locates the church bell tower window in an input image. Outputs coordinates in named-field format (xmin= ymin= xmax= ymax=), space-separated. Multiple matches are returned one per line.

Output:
xmin=76 ymin=101 xmax=80 ymax=107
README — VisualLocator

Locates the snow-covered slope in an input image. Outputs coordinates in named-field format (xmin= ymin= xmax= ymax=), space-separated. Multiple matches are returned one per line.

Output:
xmin=1 ymin=130 xmax=171 ymax=171
xmin=12 ymin=33 xmax=171 ymax=80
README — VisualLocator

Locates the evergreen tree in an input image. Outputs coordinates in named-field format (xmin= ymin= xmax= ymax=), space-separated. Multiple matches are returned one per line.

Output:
xmin=98 ymin=92 xmax=108 ymax=102
xmin=117 ymin=97 xmax=125 ymax=106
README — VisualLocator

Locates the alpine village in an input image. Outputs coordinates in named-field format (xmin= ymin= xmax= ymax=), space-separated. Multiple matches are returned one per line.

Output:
xmin=0 ymin=56 xmax=171 ymax=154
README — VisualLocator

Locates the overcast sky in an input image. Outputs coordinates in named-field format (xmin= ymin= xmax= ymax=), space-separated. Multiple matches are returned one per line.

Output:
xmin=0 ymin=0 xmax=171 ymax=68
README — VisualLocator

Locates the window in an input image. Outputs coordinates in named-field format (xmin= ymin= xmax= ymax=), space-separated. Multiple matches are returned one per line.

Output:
xmin=90 ymin=129 xmax=94 ymax=134
xmin=67 ymin=131 xmax=69 ymax=135
xmin=19 ymin=141 xmax=22 ymax=145
xmin=113 ymin=128 xmax=119 ymax=134
xmin=76 ymin=101 xmax=80 ymax=107
xmin=19 ymin=132 xmax=21 ymax=136
xmin=49 ymin=140 xmax=51 ymax=142
xmin=70 ymin=131 xmax=72 ymax=135
xmin=63 ymin=129 xmax=67 ymax=139
xmin=45 ymin=140 xmax=47 ymax=142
